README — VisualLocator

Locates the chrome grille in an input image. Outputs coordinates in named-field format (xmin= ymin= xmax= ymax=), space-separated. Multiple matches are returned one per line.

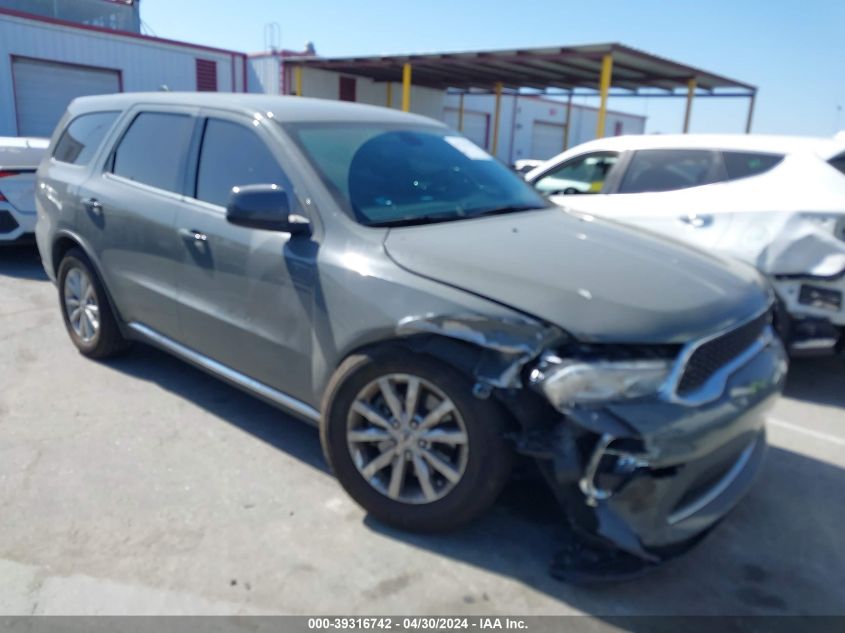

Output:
xmin=676 ymin=311 xmax=771 ymax=396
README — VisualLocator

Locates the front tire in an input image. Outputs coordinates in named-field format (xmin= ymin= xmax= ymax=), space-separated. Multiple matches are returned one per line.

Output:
xmin=321 ymin=347 xmax=513 ymax=532
xmin=57 ymin=248 xmax=128 ymax=359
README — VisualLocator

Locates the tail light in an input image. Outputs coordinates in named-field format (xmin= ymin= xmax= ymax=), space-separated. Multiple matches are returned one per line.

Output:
xmin=0 ymin=170 xmax=21 ymax=202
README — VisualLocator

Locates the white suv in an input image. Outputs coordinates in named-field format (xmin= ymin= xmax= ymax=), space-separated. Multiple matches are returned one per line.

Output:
xmin=526 ymin=134 xmax=845 ymax=354
xmin=0 ymin=137 xmax=49 ymax=244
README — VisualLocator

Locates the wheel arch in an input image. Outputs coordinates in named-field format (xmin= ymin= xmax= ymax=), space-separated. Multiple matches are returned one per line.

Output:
xmin=323 ymin=327 xmax=556 ymax=438
xmin=51 ymin=231 xmax=128 ymax=332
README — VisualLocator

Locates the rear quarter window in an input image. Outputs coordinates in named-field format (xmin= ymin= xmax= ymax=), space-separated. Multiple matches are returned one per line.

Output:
xmin=722 ymin=151 xmax=783 ymax=180
xmin=53 ymin=111 xmax=119 ymax=166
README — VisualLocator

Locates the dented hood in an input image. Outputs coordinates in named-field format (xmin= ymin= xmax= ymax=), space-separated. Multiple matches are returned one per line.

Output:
xmin=384 ymin=208 xmax=770 ymax=344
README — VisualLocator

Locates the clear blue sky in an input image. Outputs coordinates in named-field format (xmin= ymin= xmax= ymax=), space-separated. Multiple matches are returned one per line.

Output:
xmin=141 ymin=0 xmax=844 ymax=137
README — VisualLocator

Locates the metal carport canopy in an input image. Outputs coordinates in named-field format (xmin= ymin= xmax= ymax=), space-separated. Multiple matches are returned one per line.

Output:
xmin=292 ymin=43 xmax=758 ymax=146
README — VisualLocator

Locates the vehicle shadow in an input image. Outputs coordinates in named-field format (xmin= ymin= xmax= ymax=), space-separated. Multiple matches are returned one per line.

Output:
xmin=364 ymin=444 xmax=845 ymax=616
xmin=101 ymin=343 xmax=845 ymax=616
xmin=0 ymin=244 xmax=48 ymax=281
xmin=101 ymin=344 xmax=328 ymax=474
xmin=783 ymin=356 xmax=845 ymax=407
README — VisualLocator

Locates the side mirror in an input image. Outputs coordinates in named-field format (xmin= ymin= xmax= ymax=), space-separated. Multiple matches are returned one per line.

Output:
xmin=226 ymin=184 xmax=311 ymax=236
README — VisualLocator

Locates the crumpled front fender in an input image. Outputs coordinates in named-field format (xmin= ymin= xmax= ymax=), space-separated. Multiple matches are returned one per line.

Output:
xmin=396 ymin=314 xmax=565 ymax=388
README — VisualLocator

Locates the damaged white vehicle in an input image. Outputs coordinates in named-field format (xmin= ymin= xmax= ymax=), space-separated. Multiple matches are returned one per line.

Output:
xmin=526 ymin=134 xmax=845 ymax=354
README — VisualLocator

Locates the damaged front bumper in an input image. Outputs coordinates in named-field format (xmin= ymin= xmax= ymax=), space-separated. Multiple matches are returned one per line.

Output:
xmin=773 ymin=275 xmax=845 ymax=354
xmin=734 ymin=212 xmax=845 ymax=353
xmin=527 ymin=326 xmax=788 ymax=578
xmin=396 ymin=308 xmax=787 ymax=580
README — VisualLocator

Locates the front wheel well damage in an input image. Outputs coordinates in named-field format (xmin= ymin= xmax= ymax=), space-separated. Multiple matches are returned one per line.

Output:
xmin=333 ymin=319 xmax=682 ymax=577
xmin=341 ymin=333 xmax=528 ymax=436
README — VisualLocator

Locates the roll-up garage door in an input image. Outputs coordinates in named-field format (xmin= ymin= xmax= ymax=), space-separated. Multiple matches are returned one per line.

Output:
xmin=531 ymin=121 xmax=566 ymax=160
xmin=12 ymin=58 xmax=121 ymax=137
xmin=443 ymin=108 xmax=490 ymax=149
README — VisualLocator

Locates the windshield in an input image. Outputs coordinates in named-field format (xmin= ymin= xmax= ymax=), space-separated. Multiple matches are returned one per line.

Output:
xmin=283 ymin=122 xmax=548 ymax=227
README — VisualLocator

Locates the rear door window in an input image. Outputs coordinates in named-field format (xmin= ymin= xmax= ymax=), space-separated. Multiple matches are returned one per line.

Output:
xmin=722 ymin=151 xmax=783 ymax=180
xmin=53 ymin=111 xmax=119 ymax=166
xmin=618 ymin=149 xmax=725 ymax=194
xmin=111 ymin=112 xmax=195 ymax=193
xmin=533 ymin=152 xmax=619 ymax=195
xmin=195 ymin=118 xmax=290 ymax=207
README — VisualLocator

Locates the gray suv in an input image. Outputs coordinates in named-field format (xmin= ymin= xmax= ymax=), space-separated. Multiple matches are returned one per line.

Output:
xmin=37 ymin=93 xmax=787 ymax=578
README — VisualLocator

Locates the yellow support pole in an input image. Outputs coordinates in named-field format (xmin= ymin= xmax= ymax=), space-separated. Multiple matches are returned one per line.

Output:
xmin=595 ymin=53 xmax=613 ymax=139
xmin=401 ymin=63 xmax=412 ymax=112
xmin=458 ymin=93 xmax=465 ymax=131
xmin=745 ymin=91 xmax=756 ymax=133
xmin=563 ymin=92 xmax=573 ymax=150
xmin=386 ymin=82 xmax=393 ymax=108
xmin=683 ymin=78 xmax=697 ymax=133
xmin=294 ymin=65 xmax=303 ymax=97
xmin=491 ymin=82 xmax=503 ymax=155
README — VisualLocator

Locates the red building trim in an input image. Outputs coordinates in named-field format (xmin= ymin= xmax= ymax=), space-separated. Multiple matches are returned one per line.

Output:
xmin=9 ymin=54 xmax=124 ymax=135
xmin=195 ymin=58 xmax=218 ymax=92
xmin=339 ymin=76 xmax=356 ymax=102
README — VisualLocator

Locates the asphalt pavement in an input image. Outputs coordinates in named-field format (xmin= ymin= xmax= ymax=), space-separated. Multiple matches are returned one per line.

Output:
xmin=1 ymin=244 xmax=843 ymax=616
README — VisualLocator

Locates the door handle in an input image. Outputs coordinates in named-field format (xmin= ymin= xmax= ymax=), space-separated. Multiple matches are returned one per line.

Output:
xmin=679 ymin=213 xmax=713 ymax=228
xmin=178 ymin=228 xmax=208 ymax=242
xmin=82 ymin=198 xmax=102 ymax=214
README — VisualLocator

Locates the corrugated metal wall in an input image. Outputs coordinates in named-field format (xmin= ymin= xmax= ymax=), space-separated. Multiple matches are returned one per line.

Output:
xmin=0 ymin=12 xmax=245 ymax=136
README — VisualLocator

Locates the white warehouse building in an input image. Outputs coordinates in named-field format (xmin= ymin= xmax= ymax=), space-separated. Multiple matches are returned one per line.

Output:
xmin=0 ymin=2 xmax=755 ymax=153
xmin=442 ymin=93 xmax=645 ymax=163
xmin=0 ymin=1 xmax=248 ymax=137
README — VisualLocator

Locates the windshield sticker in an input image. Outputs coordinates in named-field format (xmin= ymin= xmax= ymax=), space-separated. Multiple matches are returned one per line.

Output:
xmin=444 ymin=136 xmax=494 ymax=160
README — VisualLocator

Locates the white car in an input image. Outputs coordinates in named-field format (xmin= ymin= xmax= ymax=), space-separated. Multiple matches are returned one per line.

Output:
xmin=512 ymin=159 xmax=543 ymax=175
xmin=0 ymin=137 xmax=49 ymax=244
xmin=526 ymin=134 xmax=845 ymax=354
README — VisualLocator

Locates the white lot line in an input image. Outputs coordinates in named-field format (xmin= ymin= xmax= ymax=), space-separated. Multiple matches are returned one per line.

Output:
xmin=767 ymin=417 xmax=845 ymax=448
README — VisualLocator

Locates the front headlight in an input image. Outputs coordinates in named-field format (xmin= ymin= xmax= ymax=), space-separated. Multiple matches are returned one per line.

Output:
xmin=530 ymin=356 xmax=673 ymax=410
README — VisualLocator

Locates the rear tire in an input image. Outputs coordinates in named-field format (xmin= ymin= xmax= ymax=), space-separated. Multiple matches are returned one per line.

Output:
xmin=321 ymin=346 xmax=513 ymax=532
xmin=57 ymin=248 xmax=128 ymax=359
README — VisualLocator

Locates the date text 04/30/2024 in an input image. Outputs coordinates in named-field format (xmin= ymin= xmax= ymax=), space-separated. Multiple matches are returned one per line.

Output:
xmin=307 ymin=618 xmax=528 ymax=630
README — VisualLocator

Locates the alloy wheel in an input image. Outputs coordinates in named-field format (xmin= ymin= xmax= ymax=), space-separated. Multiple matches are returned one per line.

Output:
xmin=346 ymin=373 xmax=469 ymax=504
xmin=63 ymin=267 xmax=100 ymax=343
